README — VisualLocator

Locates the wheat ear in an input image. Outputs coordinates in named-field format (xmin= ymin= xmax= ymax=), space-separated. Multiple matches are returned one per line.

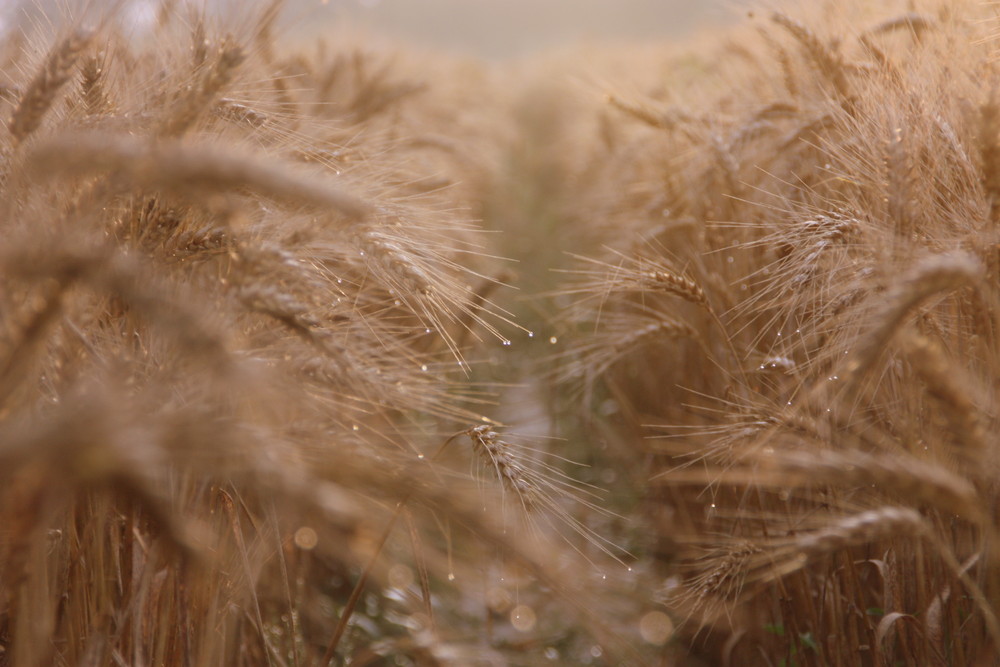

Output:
xmin=647 ymin=270 xmax=709 ymax=306
xmin=466 ymin=425 xmax=539 ymax=510
xmin=160 ymin=40 xmax=245 ymax=137
xmin=770 ymin=12 xmax=851 ymax=102
xmin=900 ymin=331 xmax=987 ymax=459
xmin=27 ymin=132 xmax=371 ymax=221
xmin=9 ymin=30 xmax=93 ymax=144
xmin=840 ymin=253 xmax=984 ymax=391
xmin=659 ymin=447 xmax=982 ymax=522
xmin=214 ymin=98 xmax=268 ymax=128
xmin=795 ymin=507 xmax=927 ymax=559
xmin=79 ymin=54 xmax=112 ymax=115
xmin=861 ymin=13 xmax=933 ymax=41
xmin=769 ymin=449 xmax=982 ymax=522
xmin=605 ymin=93 xmax=693 ymax=132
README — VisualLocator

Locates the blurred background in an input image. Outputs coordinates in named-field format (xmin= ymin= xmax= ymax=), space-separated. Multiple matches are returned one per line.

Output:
xmin=2 ymin=0 xmax=740 ymax=59
xmin=291 ymin=0 xmax=740 ymax=59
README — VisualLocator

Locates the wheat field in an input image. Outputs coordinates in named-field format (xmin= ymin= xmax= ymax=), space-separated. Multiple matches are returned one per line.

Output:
xmin=0 ymin=1 xmax=998 ymax=665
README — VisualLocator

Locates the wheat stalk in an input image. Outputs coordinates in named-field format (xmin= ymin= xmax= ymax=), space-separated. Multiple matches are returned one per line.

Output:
xmin=980 ymin=90 xmax=1000 ymax=224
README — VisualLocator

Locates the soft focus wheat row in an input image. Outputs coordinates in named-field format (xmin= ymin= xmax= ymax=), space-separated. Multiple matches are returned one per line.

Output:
xmin=3 ymin=1 xmax=1000 ymax=666
xmin=548 ymin=0 xmax=1000 ymax=664
xmin=0 ymin=4 xmax=631 ymax=666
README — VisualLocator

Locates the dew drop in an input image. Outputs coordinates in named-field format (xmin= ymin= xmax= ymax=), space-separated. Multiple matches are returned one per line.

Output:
xmin=510 ymin=605 xmax=537 ymax=632
xmin=420 ymin=364 xmax=428 ymax=371
xmin=352 ymin=425 xmax=359 ymax=431
xmin=417 ymin=453 xmax=425 ymax=459
xmin=293 ymin=526 xmax=318 ymax=550
xmin=549 ymin=336 xmax=558 ymax=344
xmin=528 ymin=331 xmax=534 ymax=337
xmin=639 ymin=611 xmax=674 ymax=645
xmin=502 ymin=340 xmax=511 ymax=346
xmin=447 ymin=573 xmax=455 ymax=581
xmin=425 ymin=328 xmax=432 ymax=334
xmin=544 ymin=647 xmax=559 ymax=660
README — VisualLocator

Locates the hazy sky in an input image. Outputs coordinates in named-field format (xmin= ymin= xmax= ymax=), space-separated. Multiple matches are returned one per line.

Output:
xmin=0 ymin=1 xmax=739 ymax=59
xmin=284 ymin=0 xmax=738 ymax=59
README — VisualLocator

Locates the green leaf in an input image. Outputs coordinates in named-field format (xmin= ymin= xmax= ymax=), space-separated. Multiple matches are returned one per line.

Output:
xmin=764 ymin=623 xmax=785 ymax=636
